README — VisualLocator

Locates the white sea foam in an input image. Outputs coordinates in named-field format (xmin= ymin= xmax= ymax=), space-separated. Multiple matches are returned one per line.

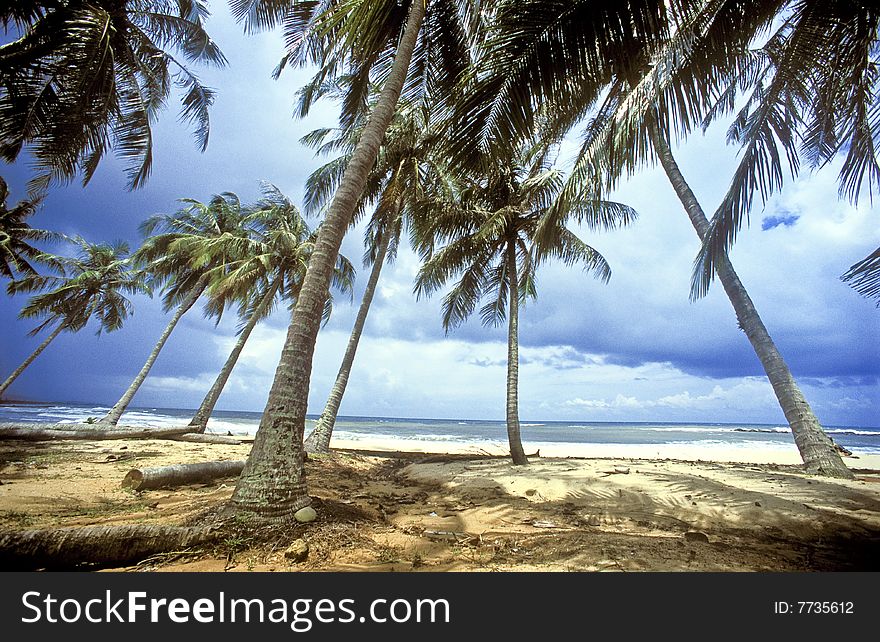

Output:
xmin=826 ymin=429 xmax=880 ymax=436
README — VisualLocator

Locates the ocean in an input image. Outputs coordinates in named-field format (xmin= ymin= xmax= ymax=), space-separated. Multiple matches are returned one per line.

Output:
xmin=1 ymin=402 xmax=878 ymax=456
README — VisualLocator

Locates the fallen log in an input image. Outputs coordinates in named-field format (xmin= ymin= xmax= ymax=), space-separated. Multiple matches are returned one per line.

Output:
xmin=162 ymin=432 xmax=243 ymax=445
xmin=122 ymin=460 xmax=246 ymax=491
xmin=0 ymin=423 xmax=191 ymax=441
xmin=0 ymin=524 xmax=218 ymax=570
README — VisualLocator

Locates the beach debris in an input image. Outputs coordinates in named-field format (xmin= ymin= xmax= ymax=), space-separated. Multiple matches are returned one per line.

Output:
xmin=294 ymin=506 xmax=318 ymax=523
xmin=0 ymin=524 xmax=218 ymax=571
xmin=0 ymin=423 xmax=192 ymax=441
xmin=754 ymin=501 xmax=762 ymax=507
xmin=525 ymin=489 xmax=537 ymax=496
xmin=428 ymin=511 xmax=438 ymax=517
xmin=530 ymin=520 xmax=559 ymax=529
xmin=165 ymin=433 xmax=242 ymax=445
xmin=600 ymin=466 xmax=631 ymax=477
xmin=684 ymin=531 xmax=709 ymax=543
xmin=121 ymin=460 xmax=245 ymax=491
xmin=423 ymin=529 xmax=469 ymax=542
xmin=284 ymin=539 xmax=309 ymax=562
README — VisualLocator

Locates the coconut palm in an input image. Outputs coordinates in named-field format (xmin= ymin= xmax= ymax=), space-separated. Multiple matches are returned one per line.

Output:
xmin=1 ymin=237 xmax=148 ymax=397
xmin=560 ymin=7 xmax=856 ymax=479
xmin=690 ymin=2 xmax=880 ymax=300
xmin=841 ymin=250 xmax=880 ymax=306
xmin=302 ymin=102 xmax=444 ymax=452
xmin=414 ymin=146 xmax=635 ymax=464
xmin=226 ymin=0 xmax=473 ymax=519
xmin=0 ymin=1 xmax=226 ymax=189
xmin=97 ymin=193 xmax=248 ymax=426
xmin=0 ymin=176 xmax=55 ymax=279
xmin=185 ymin=183 xmax=355 ymax=433
xmin=444 ymin=0 xmax=853 ymax=477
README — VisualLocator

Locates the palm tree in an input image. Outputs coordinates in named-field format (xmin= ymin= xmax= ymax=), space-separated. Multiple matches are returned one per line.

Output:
xmin=841 ymin=250 xmax=880 ymax=306
xmin=186 ymin=183 xmax=355 ymax=433
xmin=690 ymin=2 xmax=880 ymax=300
xmin=0 ymin=1 xmax=226 ymax=189
xmin=302 ymin=103 xmax=443 ymax=453
xmin=1 ymin=237 xmax=148 ymax=398
xmin=226 ymin=0 xmax=472 ymax=519
xmin=97 ymin=193 xmax=248 ymax=426
xmin=0 ymin=176 xmax=55 ymax=279
xmin=444 ymin=0 xmax=853 ymax=478
xmin=414 ymin=146 xmax=634 ymax=464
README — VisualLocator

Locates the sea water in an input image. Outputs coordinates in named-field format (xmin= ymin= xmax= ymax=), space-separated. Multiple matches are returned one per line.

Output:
xmin=1 ymin=402 xmax=878 ymax=456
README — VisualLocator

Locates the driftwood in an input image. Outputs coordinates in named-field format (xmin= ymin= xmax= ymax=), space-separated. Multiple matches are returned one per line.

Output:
xmin=163 ymin=432 xmax=243 ymax=445
xmin=121 ymin=460 xmax=246 ymax=491
xmin=0 ymin=423 xmax=191 ymax=441
xmin=0 ymin=524 xmax=218 ymax=570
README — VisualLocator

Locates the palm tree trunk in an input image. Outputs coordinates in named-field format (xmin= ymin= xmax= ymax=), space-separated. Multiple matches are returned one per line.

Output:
xmin=506 ymin=242 xmax=528 ymax=465
xmin=648 ymin=119 xmax=852 ymax=479
xmin=187 ymin=281 xmax=280 ymax=433
xmin=0 ymin=322 xmax=64 ymax=398
xmin=229 ymin=0 xmax=427 ymax=520
xmin=305 ymin=231 xmax=392 ymax=453
xmin=99 ymin=285 xmax=205 ymax=427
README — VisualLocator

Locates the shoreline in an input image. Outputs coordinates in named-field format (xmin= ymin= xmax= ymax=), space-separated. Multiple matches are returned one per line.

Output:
xmin=329 ymin=436 xmax=880 ymax=470
xmin=1 ymin=417 xmax=877 ymax=470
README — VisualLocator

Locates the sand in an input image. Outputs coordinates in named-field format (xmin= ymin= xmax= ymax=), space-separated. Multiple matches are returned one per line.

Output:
xmin=1 ymin=435 xmax=878 ymax=571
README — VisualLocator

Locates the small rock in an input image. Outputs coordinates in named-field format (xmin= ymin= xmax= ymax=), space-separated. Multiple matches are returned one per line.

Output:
xmin=614 ymin=466 xmax=630 ymax=474
xmin=586 ymin=515 xmax=602 ymax=527
xmin=294 ymin=506 xmax=317 ymax=523
xmin=754 ymin=501 xmax=762 ymax=507
xmin=119 ymin=446 xmax=128 ymax=450
xmin=525 ymin=489 xmax=537 ymax=496
xmin=284 ymin=539 xmax=309 ymax=562
xmin=684 ymin=531 xmax=709 ymax=543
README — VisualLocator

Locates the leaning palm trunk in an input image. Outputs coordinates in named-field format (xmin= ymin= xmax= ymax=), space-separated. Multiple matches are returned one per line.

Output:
xmin=648 ymin=120 xmax=851 ymax=479
xmin=506 ymin=242 xmax=529 ymax=465
xmin=0 ymin=322 xmax=64 ymax=397
xmin=99 ymin=285 xmax=205 ymax=426
xmin=187 ymin=281 xmax=280 ymax=433
xmin=305 ymin=231 xmax=392 ymax=453
xmin=229 ymin=0 xmax=427 ymax=520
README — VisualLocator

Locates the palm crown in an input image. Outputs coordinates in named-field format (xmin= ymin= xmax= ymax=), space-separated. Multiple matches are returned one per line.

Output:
xmin=0 ymin=176 xmax=55 ymax=279
xmin=134 ymin=192 xmax=251 ymax=317
xmin=414 ymin=145 xmax=633 ymax=331
xmin=203 ymin=182 xmax=356 ymax=326
xmin=0 ymin=0 xmax=227 ymax=189
xmin=8 ymin=237 xmax=149 ymax=335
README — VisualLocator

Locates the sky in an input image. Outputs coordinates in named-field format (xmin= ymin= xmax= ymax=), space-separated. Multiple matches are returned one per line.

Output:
xmin=1 ymin=6 xmax=878 ymax=427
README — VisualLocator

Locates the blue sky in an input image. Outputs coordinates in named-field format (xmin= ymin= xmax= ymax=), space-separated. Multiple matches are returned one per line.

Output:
xmin=1 ymin=6 xmax=878 ymax=426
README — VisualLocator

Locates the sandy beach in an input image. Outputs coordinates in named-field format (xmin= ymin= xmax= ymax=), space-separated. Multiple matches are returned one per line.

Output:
xmin=331 ymin=436 xmax=880 ymax=469
xmin=1 ymin=432 xmax=878 ymax=572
